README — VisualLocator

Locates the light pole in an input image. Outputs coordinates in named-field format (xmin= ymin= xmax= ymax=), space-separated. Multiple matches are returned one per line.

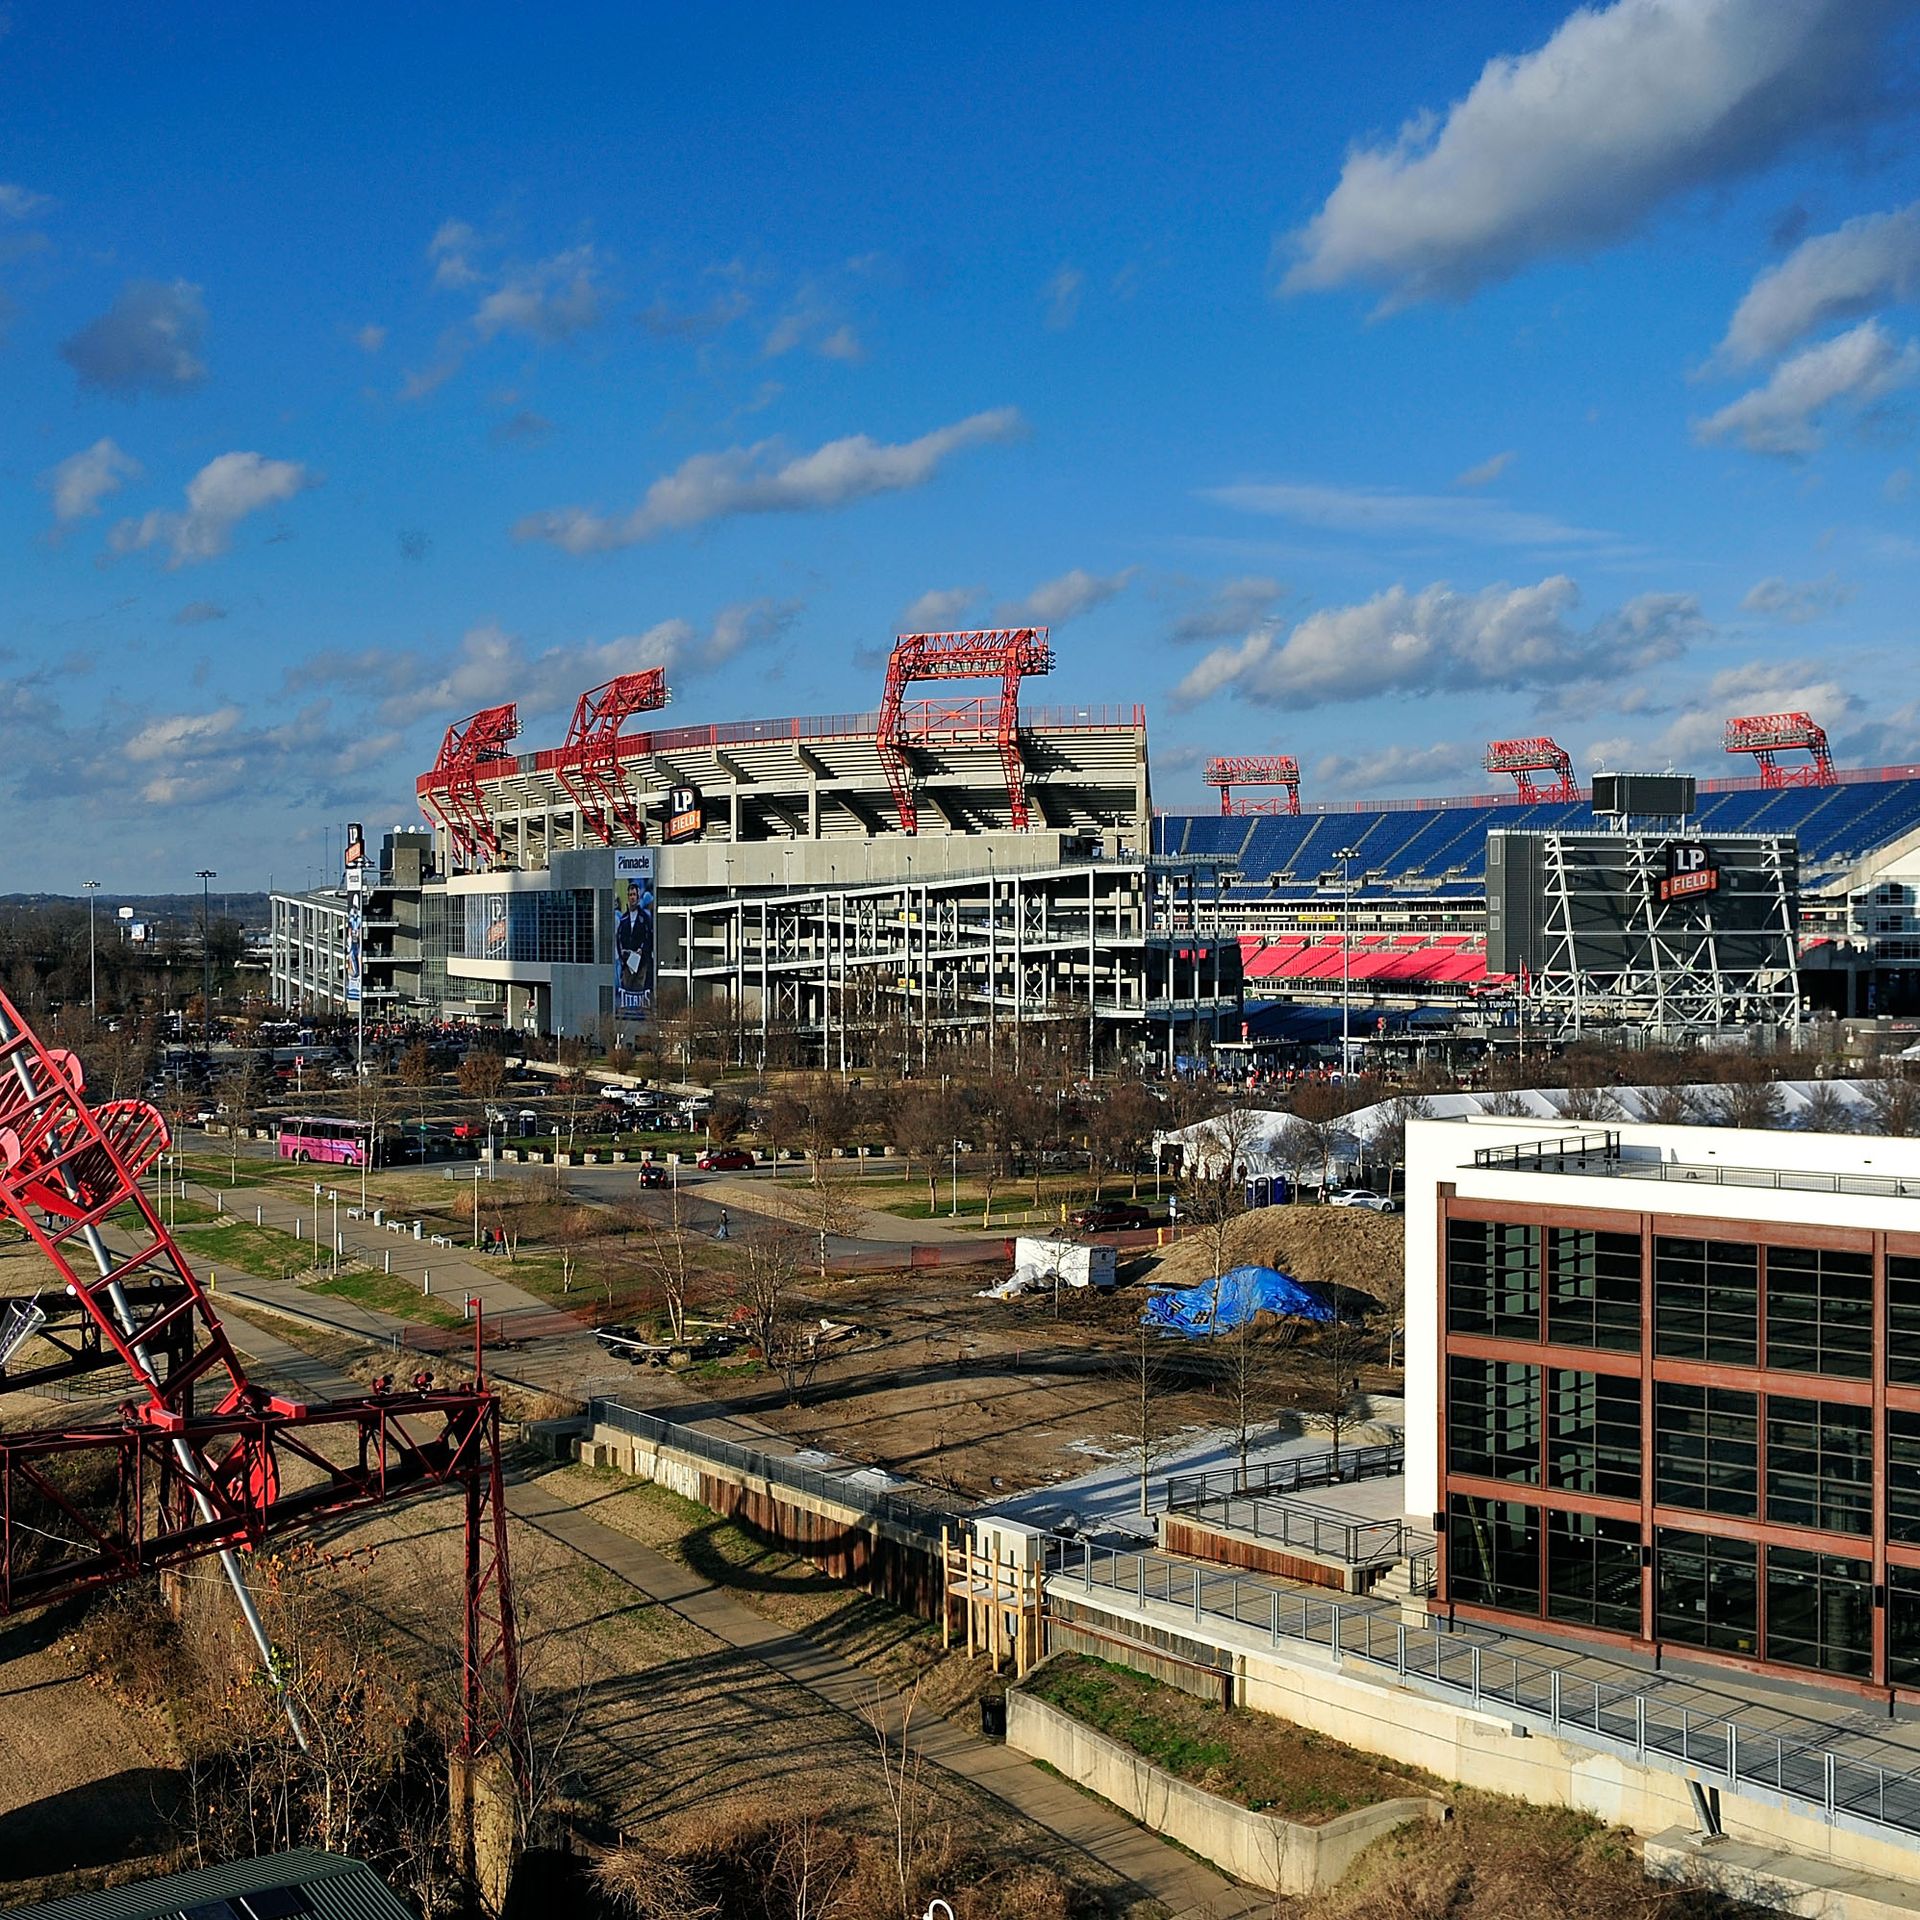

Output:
xmin=552 ymin=1123 xmax=562 ymax=1192
xmin=196 ymin=869 xmax=218 ymax=1058
xmin=82 ymin=880 xmax=100 ymax=1017
xmin=1334 ymin=847 xmax=1359 ymax=1081
xmin=330 ymin=1188 xmax=339 ymax=1273
xmin=951 ymin=1138 xmax=962 ymax=1218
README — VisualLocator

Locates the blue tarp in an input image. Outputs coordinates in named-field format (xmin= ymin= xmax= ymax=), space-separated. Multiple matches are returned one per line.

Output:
xmin=1141 ymin=1264 xmax=1333 ymax=1339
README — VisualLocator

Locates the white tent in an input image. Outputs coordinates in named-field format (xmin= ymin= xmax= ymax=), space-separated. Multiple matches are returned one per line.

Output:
xmin=1154 ymin=1078 xmax=1899 ymax=1183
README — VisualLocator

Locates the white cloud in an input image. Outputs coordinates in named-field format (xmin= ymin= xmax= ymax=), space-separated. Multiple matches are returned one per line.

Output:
xmin=900 ymin=586 xmax=982 ymax=630
xmin=43 ymin=438 xmax=140 ymax=527
xmin=1740 ymin=573 xmax=1854 ymax=622
xmin=1586 ymin=655 xmax=1861 ymax=769
xmin=1314 ymin=741 xmax=1487 ymax=797
xmin=111 ymin=451 xmax=316 ymax=566
xmin=1043 ymin=264 xmax=1085 ymax=330
xmin=515 ymin=407 xmax=1024 ymax=553
xmin=1170 ymin=575 xmax=1286 ymax=645
xmin=1721 ymin=202 xmax=1920 ymax=364
xmin=125 ymin=705 xmax=243 ymax=764
xmin=1202 ymin=478 xmax=1607 ymax=548
xmin=1172 ymin=575 xmax=1703 ymax=710
xmin=354 ymin=323 xmax=388 ymax=354
xmin=291 ymin=601 xmax=798 ymax=725
xmin=817 ymin=323 xmax=865 ymax=362
xmin=998 ymin=566 xmax=1138 ymax=627
xmin=1693 ymin=319 xmax=1920 ymax=456
xmin=473 ymin=245 xmax=605 ymax=342
xmin=172 ymin=600 xmax=228 ymax=626
xmin=428 ymin=219 xmax=482 ymax=289
xmin=59 ymin=280 xmax=208 ymax=394
xmin=1284 ymin=0 xmax=1907 ymax=307
xmin=0 ymin=183 xmax=49 ymax=219
xmin=1454 ymin=450 xmax=1515 ymax=488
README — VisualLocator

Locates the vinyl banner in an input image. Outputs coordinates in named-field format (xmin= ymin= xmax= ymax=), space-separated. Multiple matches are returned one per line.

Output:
xmin=344 ymin=821 xmax=366 ymax=1003
xmin=613 ymin=848 xmax=656 ymax=1019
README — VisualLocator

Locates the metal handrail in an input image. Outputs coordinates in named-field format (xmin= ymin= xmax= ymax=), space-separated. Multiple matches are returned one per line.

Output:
xmin=591 ymin=1396 xmax=957 ymax=1541
xmin=1164 ymin=1487 xmax=1408 ymax=1565
xmin=1061 ymin=1541 xmax=1920 ymax=1844
xmin=1163 ymin=1441 xmax=1403 ymax=1510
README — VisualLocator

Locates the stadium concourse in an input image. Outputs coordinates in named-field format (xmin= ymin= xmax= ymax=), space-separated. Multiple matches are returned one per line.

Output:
xmin=1153 ymin=761 xmax=1920 ymax=1029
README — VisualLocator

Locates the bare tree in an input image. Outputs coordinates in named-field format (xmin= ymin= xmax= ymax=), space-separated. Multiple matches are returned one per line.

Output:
xmin=456 ymin=1046 xmax=507 ymax=1105
xmin=217 ymin=1051 xmax=269 ymax=1185
xmin=1864 ymin=1074 xmax=1920 ymax=1137
xmin=1799 ymin=1081 xmax=1856 ymax=1134
xmin=737 ymin=1225 xmax=822 ymax=1401
xmin=1363 ymin=1091 xmax=1434 ymax=1190
xmin=636 ymin=1185 xmax=700 ymax=1342
xmin=397 ymin=1040 xmax=436 ymax=1134
xmin=1553 ymin=1083 xmax=1621 ymax=1124
xmin=1640 ymin=1083 xmax=1703 ymax=1126
xmin=1306 ymin=1302 xmax=1372 ymax=1472
xmin=1704 ymin=1076 xmax=1787 ymax=1129
xmin=1478 ymin=1089 xmax=1537 ymax=1117
xmin=859 ymin=1679 xmax=928 ymax=1920
xmin=550 ymin=1205 xmax=598 ymax=1296
xmin=780 ymin=1162 xmax=863 ymax=1276
xmin=1123 ymin=1318 xmax=1174 ymax=1517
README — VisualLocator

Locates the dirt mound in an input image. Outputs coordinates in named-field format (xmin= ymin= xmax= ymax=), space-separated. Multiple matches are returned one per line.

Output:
xmin=1145 ymin=1205 xmax=1403 ymax=1305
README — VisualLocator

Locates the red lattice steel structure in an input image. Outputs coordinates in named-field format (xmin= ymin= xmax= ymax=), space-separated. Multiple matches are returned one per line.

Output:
xmin=555 ymin=669 xmax=671 ymax=846
xmin=0 ymin=985 xmax=518 ymax=1758
xmin=1485 ymin=736 xmax=1578 ymax=803
xmin=1205 ymin=755 xmax=1301 ymax=816
xmin=418 ymin=702 xmax=520 ymax=867
xmin=877 ymin=628 xmax=1053 ymax=834
xmin=1724 ymin=711 xmax=1836 ymax=789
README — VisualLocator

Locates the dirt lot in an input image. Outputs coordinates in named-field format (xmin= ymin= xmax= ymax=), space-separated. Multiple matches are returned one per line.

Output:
xmin=651 ymin=1214 xmax=1403 ymax=1502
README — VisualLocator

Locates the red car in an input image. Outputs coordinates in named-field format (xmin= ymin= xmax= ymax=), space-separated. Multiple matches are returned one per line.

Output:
xmin=635 ymin=1164 xmax=671 ymax=1189
xmin=697 ymin=1147 xmax=755 ymax=1172
xmin=1070 ymin=1200 xmax=1153 ymax=1233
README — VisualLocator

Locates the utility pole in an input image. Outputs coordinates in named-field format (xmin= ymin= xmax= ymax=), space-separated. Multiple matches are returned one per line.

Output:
xmin=82 ymin=880 xmax=100 ymax=1017
xmin=196 ymin=869 xmax=218 ymax=1058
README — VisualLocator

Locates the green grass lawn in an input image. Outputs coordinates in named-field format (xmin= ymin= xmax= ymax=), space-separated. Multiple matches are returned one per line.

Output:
xmin=307 ymin=1267 xmax=467 ymax=1327
xmin=1025 ymin=1653 xmax=1435 ymax=1821
xmin=169 ymin=1213 xmax=317 ymax=1282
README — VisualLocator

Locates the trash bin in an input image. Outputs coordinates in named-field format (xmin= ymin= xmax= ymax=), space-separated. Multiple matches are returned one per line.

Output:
xmin=979 ymin=1695 xmax=1007 ymax=1740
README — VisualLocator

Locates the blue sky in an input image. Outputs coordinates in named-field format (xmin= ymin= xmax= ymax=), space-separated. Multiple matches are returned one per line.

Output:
xmin=7 ymin=0 xmax=1920 ymax=891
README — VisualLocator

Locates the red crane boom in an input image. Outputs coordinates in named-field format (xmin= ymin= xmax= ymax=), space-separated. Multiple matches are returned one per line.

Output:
xmin=876 ymin=628 xmax=1053 ymax=834
xmin=555 ymin=669 xmax=671 ymax=845
xmin=1205 ymin=755 xmax=1301 ymax=816
xmin=418 ymin=702 xmax=521 ymax=867
xmin=0 ymin=986 xmax=519 ymax=1758
xmin=1723 ymin=711 xmax=1835 ymax=789
xmin=1485 ymin=736 xmax=1577 ymax=804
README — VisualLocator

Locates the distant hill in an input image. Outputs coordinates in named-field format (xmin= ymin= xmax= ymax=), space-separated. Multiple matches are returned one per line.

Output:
xmin=0 ymin=891 xmax=274 ymax=929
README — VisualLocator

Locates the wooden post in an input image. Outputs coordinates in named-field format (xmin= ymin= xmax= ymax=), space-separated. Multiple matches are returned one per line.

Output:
xmin=940 ymin=1527 xmax=952 ymax=1651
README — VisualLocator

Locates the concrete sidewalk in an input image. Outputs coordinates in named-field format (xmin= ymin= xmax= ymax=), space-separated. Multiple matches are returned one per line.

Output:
xmin=510 ymin=1472 xmax=1265 ymax=1919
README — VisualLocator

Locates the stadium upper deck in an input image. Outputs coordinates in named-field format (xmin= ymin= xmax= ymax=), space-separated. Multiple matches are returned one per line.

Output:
xmin=1153 ymin=764 xmax=1920 ymax=906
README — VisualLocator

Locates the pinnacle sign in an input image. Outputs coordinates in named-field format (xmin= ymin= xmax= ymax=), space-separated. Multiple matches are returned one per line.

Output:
xmin=1660 ymin=841 xmax=1718 ymax=902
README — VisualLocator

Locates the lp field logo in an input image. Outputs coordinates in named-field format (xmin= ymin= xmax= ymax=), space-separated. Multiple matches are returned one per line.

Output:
xmin=1660 ymin=841 xmax=1719 ymax=902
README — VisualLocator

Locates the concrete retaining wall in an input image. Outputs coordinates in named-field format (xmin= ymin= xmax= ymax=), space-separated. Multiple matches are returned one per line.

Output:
xmin=1006 ymin=1683 xmax=1443 ymax=1894
xmin=1056 ymin=1580 xmax=1920 ymax=1888
xmin=584 ymin=1422 xmax=942 ymax=1618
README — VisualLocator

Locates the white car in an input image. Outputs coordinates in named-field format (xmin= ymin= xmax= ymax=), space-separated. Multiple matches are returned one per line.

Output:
xmin=1328 ymin=1188 xmax=1397 ymax=1213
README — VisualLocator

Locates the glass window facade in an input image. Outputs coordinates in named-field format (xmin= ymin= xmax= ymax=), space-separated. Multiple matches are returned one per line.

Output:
xmin=1765 ymin=1246 xmax=1872 ymax=1379
xmin=1655 ymin=1530 xmax=1758 ymax=1656
xmin=1446 ymin=1219 xmax=1539 ymax=1341
xmin=459 ymin=890 xmax=597 ymax=965
xmin=1766 ymin=1548 xmax=1873 ymax=1678
xmin=1443 ymin=1206 xmax=1919 ymax=1693
xmin=1546 ymin=1228 xmax=1641 ymax=1351
xmin=1545 ymin=1511 xmax=1641 ymax=1633
xmin=1545 ymin=1369 xmax=1640 ymax=1499
xmin=1446 ymin=1357 xmax=1539 ymax=1483
xmin=1447 ymin=1496 xmax=1540 ymax=1614
xmin=1653 ymin=1237 xmax=1758 ymax=1366
xmin=1653 ymin=1383 xmax=1758 ymax=1518
xmin=1766 ymin=1397 xmax=1872 ymax=1536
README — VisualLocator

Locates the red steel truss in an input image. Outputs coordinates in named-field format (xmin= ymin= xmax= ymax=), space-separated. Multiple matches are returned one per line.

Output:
xmin=0 ymin=985 xmax=518 ymax=1758
xmin=555 ymin=669 xmax=671 ymax=845
xmin=418 ymin=702 xmax=520 ymax=867
xmin=1724 ymin=710 xmax=1836 ymax=789
xmin=1485 ymin=736 xmax=1577 ymax=803
xmin=1205 ymin=754 xmax=1301 ymax=816
xmin=876 ymin=628 xmax=1053 ymax=834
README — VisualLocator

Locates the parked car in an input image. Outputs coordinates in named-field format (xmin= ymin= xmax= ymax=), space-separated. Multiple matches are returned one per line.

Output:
xmin=696 ymin=1147 xmax=755 ymax=1172
xmin=635 ymin=1163 xmax=671 ymax=1189
xmin=1069 ymin=1200 xmax=1153 ymax=1233
xmin=1328 ymin=1188 xmax=1397 ymax=1213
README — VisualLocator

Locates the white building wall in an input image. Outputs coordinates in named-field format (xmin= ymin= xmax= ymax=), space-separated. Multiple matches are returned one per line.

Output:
xmin=1402 ymin=1114 xmax=1920 ymax=1523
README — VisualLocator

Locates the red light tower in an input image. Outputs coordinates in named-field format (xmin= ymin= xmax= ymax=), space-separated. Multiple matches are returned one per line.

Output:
xmin=1485 ymin=736 xmax=1578 ymax=803
xmin=555 ymin=669 xmax=671 ymax=845
xmin=1723 ymin=711 xmax=1835 ymax=789
xmin=418 ymin=702 xmax=520 ymax=867
xmin=1204 ymin=755 xmax=1301 ymax=816
xmin=876 ymin=628 xmax=1054 ymax=834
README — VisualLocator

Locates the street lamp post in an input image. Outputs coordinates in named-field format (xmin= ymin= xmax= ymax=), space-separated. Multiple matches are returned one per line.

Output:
xmin=196 ymin=869 xmax=218 ymax=1058
xmin=82 ymin=880 xmax=100 ymax=1018
xmin=1334 ymin=847 xmax=1360 ymax=1080
xmin=951 ymin=1138 xmax=962 ymax=1219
